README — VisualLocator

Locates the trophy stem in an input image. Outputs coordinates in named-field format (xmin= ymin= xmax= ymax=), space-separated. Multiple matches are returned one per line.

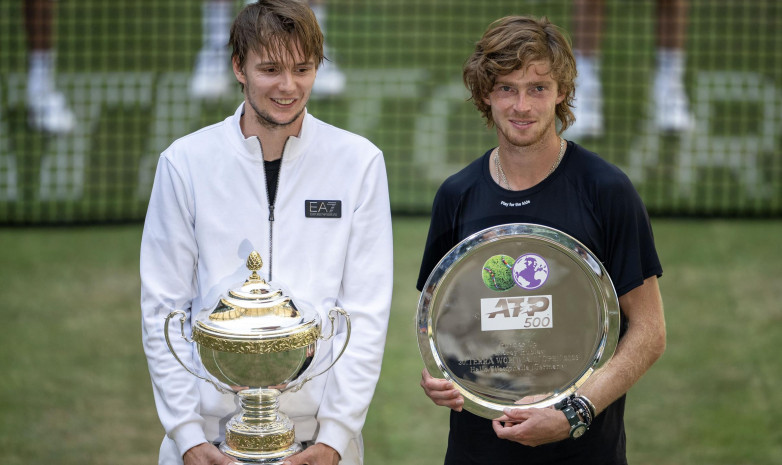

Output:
xmin=220 ymin=388 xmax=302 ymax=464
xmin=241 ymin=389 xmax=282 ymax=424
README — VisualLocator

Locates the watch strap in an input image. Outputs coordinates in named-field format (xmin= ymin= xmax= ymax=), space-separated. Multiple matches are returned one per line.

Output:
xmin=556 ymin=395 xmax=589 ymax=439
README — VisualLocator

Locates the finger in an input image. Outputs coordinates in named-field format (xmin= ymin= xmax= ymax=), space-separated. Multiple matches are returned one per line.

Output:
xmin=420 ymin=370 xmax=464 ymax=411
xmin=425 ymin=387 xmax=464 ymax=410
xmin=215 ymin=447 xmax=240 ymax=465
xmin=282 ymin=451 xmax=306 ymax=465
xmin=492 ymin=419 xmax=510 ymax=437
xmin=429 ymin=390 xmax=462 ymax=404
xmin=425 ymin=386 xmax=463 ymax=403
xmin=284 ymin=445 xmax=319 ymax=465
xmin=424 ymin=384 xmax=460 ymax=399
xmin=420 ymin=372 xmax=454 ymax=392
xmin=420 ymin=369 xmax=446 ymax=388
xmin=420 ymin=368 xmax=451 ymax=385
xmin=445 ymin=395 xmax=465 ymax=411
xmin=493 ymin=418 xmax=525 ymax=441
xmin=502 ymin=407 xmax=533 ymax=421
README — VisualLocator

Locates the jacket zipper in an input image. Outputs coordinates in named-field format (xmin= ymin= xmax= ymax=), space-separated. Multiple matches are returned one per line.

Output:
xmin=268 ymin=203 xmax=275 ymax=282
xmin=264 ymin=142 xmax=286 ymax=283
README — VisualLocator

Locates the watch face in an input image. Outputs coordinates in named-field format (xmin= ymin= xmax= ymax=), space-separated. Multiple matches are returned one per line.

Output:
xmin=571 ymin=424 xmax=588 ymax=439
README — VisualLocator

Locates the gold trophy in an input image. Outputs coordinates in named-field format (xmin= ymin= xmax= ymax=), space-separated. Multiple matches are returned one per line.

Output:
xmin=165 ymin=251 xmax=350 ymax=463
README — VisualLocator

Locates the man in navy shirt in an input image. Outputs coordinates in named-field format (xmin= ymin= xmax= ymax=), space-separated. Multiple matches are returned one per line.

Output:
xmin=417 ymin=16 xmax=667 ymax=465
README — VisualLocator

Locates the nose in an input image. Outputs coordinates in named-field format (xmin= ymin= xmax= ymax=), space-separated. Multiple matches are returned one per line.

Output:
xmin=513 ymin=94 xmax=531 ymax=113
xmin=277 ymin=70 xmax=295 ymax=91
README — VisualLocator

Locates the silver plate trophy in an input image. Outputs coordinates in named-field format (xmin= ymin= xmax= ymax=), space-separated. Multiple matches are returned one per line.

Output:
xmin=417 ymin=223 xmax=620 ymax=419
xmin=165 ymin=251 xmax=350 ymax=464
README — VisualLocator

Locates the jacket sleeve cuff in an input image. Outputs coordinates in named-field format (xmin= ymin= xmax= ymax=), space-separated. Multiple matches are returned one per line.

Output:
xmin=171 ymin=421 xmax=209 ymax=459
xmin=315 ymin=420 xmax=354 ymax=459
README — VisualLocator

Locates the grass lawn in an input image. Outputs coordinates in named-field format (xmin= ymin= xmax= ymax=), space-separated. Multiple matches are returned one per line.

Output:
xmin=0 ymin=217 xmax=780 ymax=464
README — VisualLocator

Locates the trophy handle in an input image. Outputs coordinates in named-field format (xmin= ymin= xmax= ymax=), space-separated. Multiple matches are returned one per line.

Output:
xmin=291 ymin=307 xmax=351 ymax=392
xmin=164 ymin=310 xmax=232 ymax=394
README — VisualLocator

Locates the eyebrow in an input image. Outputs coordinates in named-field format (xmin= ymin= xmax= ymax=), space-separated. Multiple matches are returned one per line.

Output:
xmin=256 ymin=60 xmax=315 ymax=68
xmin=494 ymin=79 xmax=553 ymax=87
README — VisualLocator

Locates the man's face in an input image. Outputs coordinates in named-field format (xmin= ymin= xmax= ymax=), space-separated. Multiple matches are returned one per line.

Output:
xmin=233 ymin=46 xmax=317 ymax=132
xmin=483 ymin=60 xmax=565 ymax=148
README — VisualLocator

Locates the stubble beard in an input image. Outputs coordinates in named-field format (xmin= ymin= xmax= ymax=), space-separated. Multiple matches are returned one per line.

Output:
xmin=500 ymin=113 xmax=557 ymax=150
xmin=244 ymin=77 xmax=309 ymax=130
xmin=248 ymin=98 xmax=305 ymax=130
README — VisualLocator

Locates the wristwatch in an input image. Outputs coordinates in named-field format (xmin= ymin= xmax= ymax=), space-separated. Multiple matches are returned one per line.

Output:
xmin=557 ymin=399 xmax=588 ymax=439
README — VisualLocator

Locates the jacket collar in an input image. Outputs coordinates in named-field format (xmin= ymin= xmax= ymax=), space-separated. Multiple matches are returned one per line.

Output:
xmin=229 ymin=102 xmax=312 ymax=163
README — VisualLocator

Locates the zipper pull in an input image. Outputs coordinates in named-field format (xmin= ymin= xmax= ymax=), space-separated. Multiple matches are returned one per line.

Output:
xmin=269 ymin=204 xmax=275 ymax=222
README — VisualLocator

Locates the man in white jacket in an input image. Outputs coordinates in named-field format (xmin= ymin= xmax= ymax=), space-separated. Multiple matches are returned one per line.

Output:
xmin=140 ymin=2 xmax=393 ymax=464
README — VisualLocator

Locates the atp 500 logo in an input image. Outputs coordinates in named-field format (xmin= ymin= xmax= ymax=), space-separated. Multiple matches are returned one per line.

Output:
xmin=480 ymin=296 xmax=553 ymax=331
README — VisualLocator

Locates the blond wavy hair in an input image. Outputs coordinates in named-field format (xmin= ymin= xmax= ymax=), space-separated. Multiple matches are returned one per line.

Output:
xmin=463 ymin=16 xmax=577 ymax=132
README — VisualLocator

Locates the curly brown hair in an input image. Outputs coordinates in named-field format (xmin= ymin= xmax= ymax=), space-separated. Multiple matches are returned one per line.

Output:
xmin=229 ymin=0 xmax=324 ymax=90
xmin=463 ymin=16 xmax=577 ymax=132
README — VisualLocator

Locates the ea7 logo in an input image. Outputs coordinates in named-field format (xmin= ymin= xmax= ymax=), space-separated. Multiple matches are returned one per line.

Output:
xmin=480 ymin=296 xmax=553 ymax=331
xmin=305 ymin=200 xmax=342 ymax=218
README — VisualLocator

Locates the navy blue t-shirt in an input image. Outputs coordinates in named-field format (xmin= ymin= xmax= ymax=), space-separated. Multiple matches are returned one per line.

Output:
xmin=416 ymin=141 xmax=662 ymax=465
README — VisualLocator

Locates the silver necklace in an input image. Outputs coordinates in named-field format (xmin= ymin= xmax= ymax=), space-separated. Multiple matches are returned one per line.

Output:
xmin=494 ymin=138 xmax=565 ymax=190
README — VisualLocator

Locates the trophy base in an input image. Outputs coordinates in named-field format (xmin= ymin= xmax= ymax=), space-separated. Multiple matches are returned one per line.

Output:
xmin=220 ymin=388 xmax=302 ymax=464
xmin=219 ymin=441 xmax=303 ymax=464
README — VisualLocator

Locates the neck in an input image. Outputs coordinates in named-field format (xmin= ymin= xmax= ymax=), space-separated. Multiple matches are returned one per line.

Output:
xmin=499 ymin=132 xmax=561 ymax=161
xmin=494 ymin=135 xmax=565 ymax=190
xmin=240 ymin=109 xmax=303 ymax=162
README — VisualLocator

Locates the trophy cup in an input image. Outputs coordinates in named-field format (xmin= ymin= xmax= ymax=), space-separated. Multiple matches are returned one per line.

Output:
xmin=165 ymin=251 xmax=351 ymax=463
xmin=417 ymin=224 xmax=620 ymax=418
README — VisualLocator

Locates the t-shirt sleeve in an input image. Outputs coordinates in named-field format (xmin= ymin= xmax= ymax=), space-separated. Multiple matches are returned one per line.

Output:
xmin=417 ymin=185 xmax=459 ymax=291
xmin=599 ymin=172 xmax=663 ymax=297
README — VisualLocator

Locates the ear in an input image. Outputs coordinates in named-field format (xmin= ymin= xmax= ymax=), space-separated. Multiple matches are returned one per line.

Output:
xmin=556 ymin=91 xmax=566 ymax=105
xmin=232 ymin=56 xmax=246 ymax=86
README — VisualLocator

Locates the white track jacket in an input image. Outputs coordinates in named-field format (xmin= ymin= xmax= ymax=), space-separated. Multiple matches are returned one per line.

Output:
xmin=141 ymin=103 xmax=393 ymax=460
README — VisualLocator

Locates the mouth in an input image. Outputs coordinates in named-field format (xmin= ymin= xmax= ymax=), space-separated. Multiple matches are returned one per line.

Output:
xmin=272 ymin=98 xmax=296 ymax=106
xmin=510 ymin=119 xmax=534 ymax=128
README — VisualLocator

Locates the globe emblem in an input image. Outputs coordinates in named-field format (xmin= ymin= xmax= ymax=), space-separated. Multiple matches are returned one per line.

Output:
xmin=512 ymin=253 xmax=549 ymax=290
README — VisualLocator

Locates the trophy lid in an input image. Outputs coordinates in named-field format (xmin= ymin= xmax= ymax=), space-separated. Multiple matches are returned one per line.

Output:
xmin=192 ymin=251 xmax=320 ymax=354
